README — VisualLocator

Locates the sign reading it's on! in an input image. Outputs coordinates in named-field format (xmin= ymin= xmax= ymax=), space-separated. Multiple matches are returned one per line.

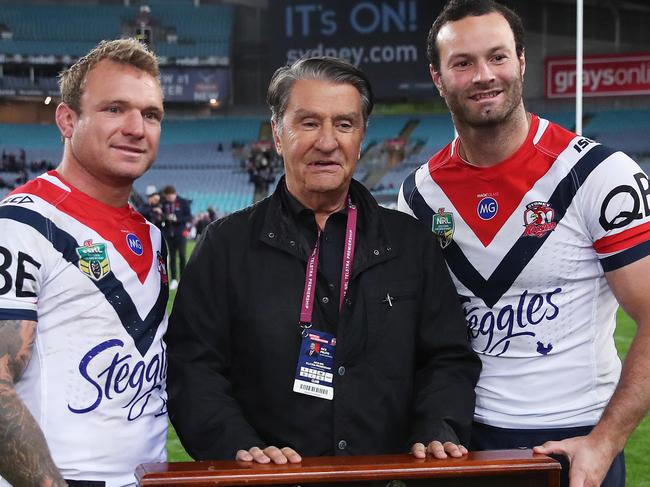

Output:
xmin=546 ymin=52 xmax=650 ymax=98
xmin=270 ymin=0 xmax=442 ymax=99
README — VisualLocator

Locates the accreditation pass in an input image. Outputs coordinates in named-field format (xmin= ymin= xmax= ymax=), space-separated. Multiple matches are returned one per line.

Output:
xmin=293 ymin=330 xmax=336 ymax=400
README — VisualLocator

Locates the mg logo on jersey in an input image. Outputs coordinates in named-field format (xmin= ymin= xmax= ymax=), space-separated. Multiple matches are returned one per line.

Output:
xmin=523 ymin=201 xmax=557 ymax=238
xmin=477 ymin=197 xmax=498 ymax=220
xmin=76 ymin=239 xmax=110 ymax=281
xmin=432 ymin=208 xmax=455 ymax=248
xmin=126 ymin=233 xmax=144 ymax=256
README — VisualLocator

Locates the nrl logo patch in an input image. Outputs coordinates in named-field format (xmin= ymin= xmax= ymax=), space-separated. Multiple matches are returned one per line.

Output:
xmin=76 ymin=239 xmax=110 ymax=281
xmin=523 ymin=201 xmax=557 ymax=238
xmin=432 ymin=208 xmax=455 ymax=248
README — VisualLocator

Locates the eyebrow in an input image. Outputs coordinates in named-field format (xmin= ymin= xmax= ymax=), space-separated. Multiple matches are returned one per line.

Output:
xmin=102 ymin=99 xmax=164 ymax=115
xmin=293 ymin=109 xmax=361 ymax=121
xmin=449 ymin=45 xmax=511 ymax=59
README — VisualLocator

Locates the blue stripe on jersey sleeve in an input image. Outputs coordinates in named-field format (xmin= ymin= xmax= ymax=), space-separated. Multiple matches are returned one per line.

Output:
xmin=0 ymin=308 xmax=38 ymax=321
xmin=600 ymin=239 xmax=650 ymax=272
xmin=402 ymin=167 xmax=434 ymax=229
xmin=0 ymin=205 xmax=167 ymax=357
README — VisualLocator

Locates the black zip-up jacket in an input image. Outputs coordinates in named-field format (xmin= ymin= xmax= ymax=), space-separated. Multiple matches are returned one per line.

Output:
xmin=166 ymin=178 xmax=481 ymax=460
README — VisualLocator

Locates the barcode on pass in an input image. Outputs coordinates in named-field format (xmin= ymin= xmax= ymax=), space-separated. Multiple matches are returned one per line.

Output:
xmin=293 ymin=379 xmax=334 ymax=400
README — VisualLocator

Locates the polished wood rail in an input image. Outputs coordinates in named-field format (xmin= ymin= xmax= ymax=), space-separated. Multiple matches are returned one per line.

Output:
xmin=136 ymin=449 xmax=560 ymax=486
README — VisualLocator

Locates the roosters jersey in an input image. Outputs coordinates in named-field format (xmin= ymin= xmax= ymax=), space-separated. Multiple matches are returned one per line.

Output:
xmin=398 ymin=115 xmax=650 ymax=428
xmin=0 ymin=171 xmax=169 ymax=486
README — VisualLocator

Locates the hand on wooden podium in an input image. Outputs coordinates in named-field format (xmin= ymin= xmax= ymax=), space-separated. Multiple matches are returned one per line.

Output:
xmin=410 ymin=440 xmax=468 ymax=459
xmin=235 ymin=446 xmax=302 ymax=464
xmin=533 ymin=434 xmax=613 ymax=487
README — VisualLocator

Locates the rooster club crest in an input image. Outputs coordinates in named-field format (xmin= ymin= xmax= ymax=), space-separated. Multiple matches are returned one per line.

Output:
xmin=432 ymin=208 xmax=455 ymax=248
xmin=76 ymin=239 xmax=110 ymax=281
xmin=523 ymin=201 xmax=557 ymax=238
xmin=157 ymin=251 xmax=168 ymax=285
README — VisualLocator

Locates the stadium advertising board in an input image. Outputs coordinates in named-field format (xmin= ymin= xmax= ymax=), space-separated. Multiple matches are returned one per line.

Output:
xmin=160 ymin=68 xmax=230 ymax=103
xmin=546 ymin=52 xmax=650 ymax=98
xmin=270 ymin=0 xmax=441 ymax=99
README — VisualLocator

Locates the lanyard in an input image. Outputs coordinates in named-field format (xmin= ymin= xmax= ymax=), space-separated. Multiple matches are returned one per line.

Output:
xmin=299 ymin=196 xmax=357 ymax=331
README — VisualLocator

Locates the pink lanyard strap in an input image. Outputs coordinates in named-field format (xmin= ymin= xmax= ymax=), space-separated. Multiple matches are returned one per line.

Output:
xmin=299 ymin=196 xmax=357 ymax=330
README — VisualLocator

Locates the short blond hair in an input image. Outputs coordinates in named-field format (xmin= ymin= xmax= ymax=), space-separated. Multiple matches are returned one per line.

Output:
xmin=59 ymin=38 xmax=160 ymax=113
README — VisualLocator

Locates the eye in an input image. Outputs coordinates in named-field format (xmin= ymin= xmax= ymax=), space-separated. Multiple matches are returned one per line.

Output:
xmin=493 ymin=54 xmax=507 ymax=63
xmin=337 ymin=121 xmax=354 ymax=132
xmin=144 ymin=111 xmax=162 ymax=122
xmin=106 ymin=105 xmax=121 ymax=113
xmin=301 ymin=120 xmax=318 ymax=129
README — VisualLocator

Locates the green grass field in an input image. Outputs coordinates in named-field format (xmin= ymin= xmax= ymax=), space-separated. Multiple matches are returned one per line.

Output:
xmin=165 ymin=241 xmax=649 ymax=484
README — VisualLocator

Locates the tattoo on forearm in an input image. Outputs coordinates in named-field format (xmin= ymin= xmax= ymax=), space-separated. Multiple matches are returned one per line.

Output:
xmin=0 ymin=320 xmax=66 ymax=487
xmin=0 ymin=319 xmax=34 ymax=382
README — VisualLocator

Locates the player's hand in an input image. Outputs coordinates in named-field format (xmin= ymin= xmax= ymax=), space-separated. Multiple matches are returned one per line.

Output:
xmin=533 ymin=434 xmax=617 ymax=487
xmin=235 ymin=446 xmax=302 ymax=464
xmin=411 ymin=440 xmax=468 ymax=459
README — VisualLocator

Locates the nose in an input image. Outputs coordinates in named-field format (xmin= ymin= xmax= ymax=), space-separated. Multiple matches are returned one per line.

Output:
xmin=122 ymin=110 xmax=145 ymax=138
xmin=314 ymin=123 xmax=338 ymax=153
xmin=473 ymin=60 xmax=495 ymax=84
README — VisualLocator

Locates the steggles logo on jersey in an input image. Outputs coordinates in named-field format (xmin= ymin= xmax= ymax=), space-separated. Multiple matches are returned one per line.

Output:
xmin=432 ymin=208 xmax=455 ymax=248
xmin=523 ymin=201 xmax=558 ymax=238
xmin=464 ymin=287 xmax=562 ymax=356
xmin=157 ymin=251 xmax=168 ymax=285
xmin=76 ymin=239 xmax=110 ymax=281
xmin=68 ymin=338 xmax=167 ymax=421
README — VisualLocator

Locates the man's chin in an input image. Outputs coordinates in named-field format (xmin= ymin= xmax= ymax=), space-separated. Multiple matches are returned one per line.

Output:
xmin=460 ymin=108 xmax=515 ymax=128
xmin=306 ymin=175 xmax=349 ymax=192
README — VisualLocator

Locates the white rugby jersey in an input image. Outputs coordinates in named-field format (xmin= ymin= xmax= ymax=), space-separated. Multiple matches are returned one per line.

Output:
xmin=398 ymin=115 xmax=650 ymax=429
xmin=0 ymin=171 xmax=168 ymax=486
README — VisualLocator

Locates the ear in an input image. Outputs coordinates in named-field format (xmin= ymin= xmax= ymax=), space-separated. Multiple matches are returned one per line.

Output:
xmin=271 ymin=120 xmax=282 ymax=156
xmin=430 ymin=64 xmax=445 ymax=97
xmin=519 ymin=49 xmax=526 ymax=80
xmin=55 ymin=102 xmax=77 ymax=139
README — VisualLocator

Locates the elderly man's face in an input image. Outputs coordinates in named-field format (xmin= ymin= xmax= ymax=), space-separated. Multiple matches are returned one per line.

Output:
xmin=272 ymin=79 xmax=365 ymax=205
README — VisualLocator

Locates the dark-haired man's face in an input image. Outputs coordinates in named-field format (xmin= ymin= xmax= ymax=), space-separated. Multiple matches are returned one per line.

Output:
xmin=430 ymin=12 xmax=525 ymax=128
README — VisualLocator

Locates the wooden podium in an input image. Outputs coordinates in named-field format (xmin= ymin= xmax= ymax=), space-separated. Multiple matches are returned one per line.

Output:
xmin=136 ymin=449 xmax=560 ymax=486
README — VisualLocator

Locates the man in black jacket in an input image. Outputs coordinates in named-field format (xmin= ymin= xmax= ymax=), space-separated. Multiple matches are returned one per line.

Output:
xmin=166 ymin=56 xmax=481 ymax=464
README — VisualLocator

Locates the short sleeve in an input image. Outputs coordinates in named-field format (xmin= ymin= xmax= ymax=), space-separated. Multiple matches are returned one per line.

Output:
xmin=581 ymin=149 xmax=650 ymax=272
xmin=0 ymin=206 xmax=48 ymax=321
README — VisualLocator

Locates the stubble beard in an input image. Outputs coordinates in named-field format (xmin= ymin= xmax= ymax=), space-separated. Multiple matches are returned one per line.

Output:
xmin=444 ymin=74 xmax=524 ymax=129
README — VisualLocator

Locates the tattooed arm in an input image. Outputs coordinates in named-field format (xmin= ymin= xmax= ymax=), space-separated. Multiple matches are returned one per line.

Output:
xmin=0 ymin=319 xmax=66 ymax=487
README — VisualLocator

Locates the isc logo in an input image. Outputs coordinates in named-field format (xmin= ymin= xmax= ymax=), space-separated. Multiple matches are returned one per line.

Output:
xmin=477 ymin=197 xmax=498 ymax=220
xmin=126 ymin=233 xmax=143 ymax=256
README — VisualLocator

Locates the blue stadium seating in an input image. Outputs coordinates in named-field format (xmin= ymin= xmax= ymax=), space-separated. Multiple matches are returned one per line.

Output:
xmin=364 ymin=115 xmax=410 ymax=150
xmin=0 ymin=118 xmax=261 ymax=213
xmin=160 ymin=119 xmax=262 ymax=145
xmin=408 ymin=114 xmax=455 ymax=154
xmin=0 ymin=2 xmax=233 ymax=57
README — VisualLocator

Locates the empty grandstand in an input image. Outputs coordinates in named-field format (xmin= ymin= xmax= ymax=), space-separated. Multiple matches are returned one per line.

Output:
xmin=1 ymin=0 xmax=650 ymax=213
